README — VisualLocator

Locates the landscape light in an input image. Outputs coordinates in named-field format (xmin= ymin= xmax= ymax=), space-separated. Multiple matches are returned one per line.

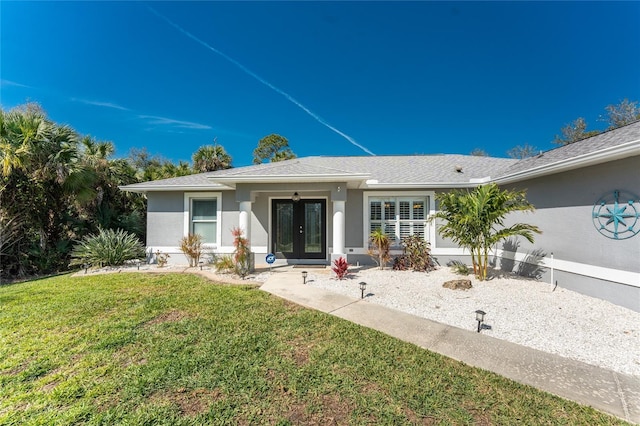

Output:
xmin=359 ymin=281 xmax=367 ymax=299
xmin=199 ymin=261 xmax=204 ymax=271
xmin=302 ymin=270 xmax=308 ymax=284
xmin=136 ymin=259 xmax=141 ymax=270
xmin=475 ymin=310 xmax=486 ymax=333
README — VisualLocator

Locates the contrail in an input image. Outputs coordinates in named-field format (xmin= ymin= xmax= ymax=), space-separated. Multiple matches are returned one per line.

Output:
xmin=148 ymin=6 xmax=375 ymax=156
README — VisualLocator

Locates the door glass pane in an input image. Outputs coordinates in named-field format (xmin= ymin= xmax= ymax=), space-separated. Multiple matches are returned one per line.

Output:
xmin=275 ymin=203 xmax=293 ymax=253
xmin=304 ymin=202 xmax=322 ymax=253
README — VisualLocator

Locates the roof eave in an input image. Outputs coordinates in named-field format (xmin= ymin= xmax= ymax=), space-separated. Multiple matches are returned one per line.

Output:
xmin=494 ymin=140 xmax=640 ymax=184
xmin=119 ymin=184 xmax=232 ymax=193
xmin=361 ymin=181 xmax=489 ymax=189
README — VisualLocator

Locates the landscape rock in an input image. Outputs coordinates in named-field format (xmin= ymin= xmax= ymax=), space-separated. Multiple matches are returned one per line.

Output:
xmin=442 ymin=279 xmax=472 ymax=290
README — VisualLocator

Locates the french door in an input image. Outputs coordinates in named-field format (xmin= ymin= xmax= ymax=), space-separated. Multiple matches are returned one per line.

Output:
xmin=272 ymin=199 xmax=326 ymax=259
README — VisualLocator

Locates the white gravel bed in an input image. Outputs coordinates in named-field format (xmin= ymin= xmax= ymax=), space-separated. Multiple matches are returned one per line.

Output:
xmin=305 ymin=266 xmax=640 ymax=377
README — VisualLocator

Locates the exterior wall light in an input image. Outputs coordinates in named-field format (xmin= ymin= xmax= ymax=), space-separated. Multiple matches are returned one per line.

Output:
xmin=475 ymin=310 xmax=486 ymax=333
xmin=359 ymin=281 xmax=367 ymax=299
xmin=292 ymin=192 xmax=301 ymax=202
xmin=302 ymin=270 xmax=308 ymax=284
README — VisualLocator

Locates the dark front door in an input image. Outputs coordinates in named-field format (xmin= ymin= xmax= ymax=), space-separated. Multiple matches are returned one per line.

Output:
xmin=272 ymin=199 xmax=326 ymax=259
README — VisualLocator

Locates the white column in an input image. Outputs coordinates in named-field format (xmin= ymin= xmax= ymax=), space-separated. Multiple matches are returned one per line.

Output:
xmin=239 ymin=201 xmax=252 ymax=241
xmin=332 ymin=200 xmax=345 ymax=255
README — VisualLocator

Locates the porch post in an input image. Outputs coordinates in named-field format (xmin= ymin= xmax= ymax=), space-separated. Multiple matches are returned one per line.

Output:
xmin=332 ymin=200 xmax=345 ymax=256
xmin=239 ymin=201 xmax=252 ymax=241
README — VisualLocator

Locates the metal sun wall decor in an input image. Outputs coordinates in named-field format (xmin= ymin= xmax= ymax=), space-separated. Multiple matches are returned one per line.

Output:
xmin=592 ymin=190 xmax=640 ymax=240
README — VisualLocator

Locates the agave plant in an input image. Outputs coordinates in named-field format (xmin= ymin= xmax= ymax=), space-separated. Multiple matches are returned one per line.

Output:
xmin=70 ymin=228 xmax=145 ymax=267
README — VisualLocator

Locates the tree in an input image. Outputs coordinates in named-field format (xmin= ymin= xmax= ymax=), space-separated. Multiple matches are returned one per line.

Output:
xmin=601 ymin=98 xmax=640 ymax=129
xmin=469 ymin=148 xmax=488 ymax=157
xmin=368 ymin=228 xmax=390 ymax=270
xmin=0 ymin=103 xmax=95 ymax=276
xmin=553 ymin=117 xmax=601 ymax=145
xmin=507 ymin=143 xmax=538 ymax=159
xmin=192 ymin=141 xmax=232 ymax=172
xmin=1 ymin=103 xmax=146 ymax=279
xmin=253 ymin=134 xmax=296 ymax=164
xmin=432 ymin=183 xmax=541 ymax=281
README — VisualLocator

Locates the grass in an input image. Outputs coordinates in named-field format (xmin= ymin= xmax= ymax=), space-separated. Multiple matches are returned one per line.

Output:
xmin=0 ymin=273 xmax=628 ymax=425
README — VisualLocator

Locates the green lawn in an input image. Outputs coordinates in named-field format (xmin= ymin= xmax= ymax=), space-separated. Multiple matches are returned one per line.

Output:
xmin=0 ymin=273 xmax=627 ymax=425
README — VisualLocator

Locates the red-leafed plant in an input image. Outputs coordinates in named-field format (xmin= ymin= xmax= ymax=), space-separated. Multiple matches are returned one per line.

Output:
xmin=231 ymin=227 xmax=251 ymax=278
xmin=332 ymin=256 xmax=349 ymax=280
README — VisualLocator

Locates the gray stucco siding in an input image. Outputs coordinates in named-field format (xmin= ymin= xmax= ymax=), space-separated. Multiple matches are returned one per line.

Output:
xmin=220 ymin=191 xmax=239 ymax=247
xmin=250 ymin=193 xmax=269 ymax=249
xmin=345 ymin=189 xmax=364 ymax=248
xmin=146 ymin=192 xmax=184 ymax=247
xmin=504 ymin=155 xmax=639 ymax=273
xmin=433 ymin=188 xmax=462 ymax=249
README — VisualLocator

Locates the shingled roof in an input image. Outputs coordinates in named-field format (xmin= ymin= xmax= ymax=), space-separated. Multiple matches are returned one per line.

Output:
xmin=495 ymin=119 xmax=640 ymax=183
xmin=121 ymin=120 xmax=640 ymax=192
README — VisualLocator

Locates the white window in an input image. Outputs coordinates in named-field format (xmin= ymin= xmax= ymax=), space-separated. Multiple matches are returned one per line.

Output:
xmin=367 ymin=194 xmax=432 ymax=246
xmin=184 ymin=192 xmax=222 ymax=245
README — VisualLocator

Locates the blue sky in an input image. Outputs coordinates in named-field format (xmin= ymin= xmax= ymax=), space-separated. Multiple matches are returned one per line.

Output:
xmin=2 ymin=1 xmax=639 ymax=167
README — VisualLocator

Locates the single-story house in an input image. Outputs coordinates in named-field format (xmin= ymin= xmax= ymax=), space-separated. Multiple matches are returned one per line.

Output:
xmin=121 ymin=121 xmax=640 ymax=312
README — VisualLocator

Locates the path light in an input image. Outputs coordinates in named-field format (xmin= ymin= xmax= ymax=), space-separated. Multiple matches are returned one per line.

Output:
xmin=475 ymin=310 xmax=486 ymax=333
xmin=199 ymin=260 xmax=204 ymax=271
xmin=301 ymin=270 xmax=308 ymax=284
xmin=292 ymin=192 xmax=301 ymax=202
xmin=136 ymin=259 xmax=141 ymax=270
xmin=83 ymin=263 xmax=89 ymax=274
xmin=359 ymin=281 xmax=367 ymax=299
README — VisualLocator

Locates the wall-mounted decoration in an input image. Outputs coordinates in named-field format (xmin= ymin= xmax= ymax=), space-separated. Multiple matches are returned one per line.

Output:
xmin=592 ymin=190 xmax=639 ymax=240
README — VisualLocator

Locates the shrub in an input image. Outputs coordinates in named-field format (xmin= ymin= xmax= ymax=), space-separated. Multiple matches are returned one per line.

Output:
xmin=447 ymin=260 xmax=470 ymax=275
xmin=231 ymin=227 xmax=251 ymax=278
xmin=394 ymin=236 xmax=436 ymax=272
xmin=179 ymin=233 xmax=204 ymax=267
xmin=332 ymin=257 xmax=349 ymax=280
xmin=213 ymin=254 xmax=235 ymax=273
xmin=401 ymin=235 xmax=435 ymax=272
xmin=70 ymin=228 xmax=145 ymax=267
xmin=392 ymin=255 xmax=406 ymax=270
xmin=156 ymin=251 xmax=170 ymax=267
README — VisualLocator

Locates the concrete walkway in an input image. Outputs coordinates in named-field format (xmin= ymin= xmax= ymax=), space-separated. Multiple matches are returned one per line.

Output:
xmin=259 ymin=267 xmax=639 ymax=424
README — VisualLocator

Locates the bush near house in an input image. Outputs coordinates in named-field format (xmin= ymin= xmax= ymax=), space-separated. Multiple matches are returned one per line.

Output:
xmin=332 ymin=256 xmax=349 ymax=280
xmin=231 ymin=227 xmax=251 ymax=278
xmin=432 ymin=183 xmax=541 ymax=281
xmin=70 ymin=228 xmax=145 ymax=267
xmin=179 ymin=233 xmax=205 ymax=267
xmin=393 ymin=235 xmax=435 ymax=272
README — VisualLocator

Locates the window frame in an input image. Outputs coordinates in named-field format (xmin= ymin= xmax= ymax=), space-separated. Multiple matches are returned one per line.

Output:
xmin=184 ymin=192 xmax=222 ymax=246
xmin=363 ymin=191 xmax=435 ymax=249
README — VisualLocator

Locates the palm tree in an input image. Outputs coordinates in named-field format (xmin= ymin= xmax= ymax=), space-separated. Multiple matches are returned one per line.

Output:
xmin=369 ymin=228 xmax=390 ymax=270
xmin=433 ymin=183 xmax=541 ymax=280
xmin=192 ymin=141 xmax=232 ymax=172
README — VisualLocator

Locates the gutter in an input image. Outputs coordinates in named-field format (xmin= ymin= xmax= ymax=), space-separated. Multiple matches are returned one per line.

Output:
xmin=494 ymin=139 xmax=640 ymax=184
xmin=119 ymin=184 xmax=232 ymax=194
